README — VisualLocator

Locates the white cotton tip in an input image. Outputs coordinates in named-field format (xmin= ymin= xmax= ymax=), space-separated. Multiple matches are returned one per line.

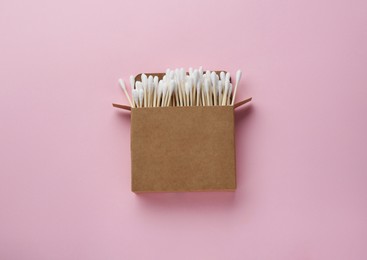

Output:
xmin=162 ymin=81 xmax=167 ymax=94
xmin=158 ymin=81 xmax=163 ymax=96
xmin=154 ymin=76 xmax=159 ymax=88
xmin=141 ymin=74 xmax=147 ymax=89
xmin=185 ymin=75 xmax=190 ymax=83
xmin=132 ymin=89 xmax=139 ymax=105
xmin=148 ymin=76 xmax=153 ymax=90
xmin=118 ymin=79 xmax=126 ymax=91
xmin=188 ymin=77 xmax=193 ymax=89
xmin=218 ymin=81 xmax=223 ymax=93
xmin=225 ymin=79 xmax=230 ymax=91
xmin=225 ymin=72 xmax=231 ymax=83
xmin=180 ymin=68 xmax=185 ymax=78
xmin=236 ymin=70 xmax=242 ymax=84
xmin=148 ymin=79 xmax=153 ymax=91
xmin=129 ymin=75 xmax=135 ymax=89
xmin=174 ymin=69 xmax=179 ymax=82
xmin=185 ymin=82 xmax=190 ymax=95
xmin=198 ymin=66 xmax=203 ymax=75
xmin=192 ymin=70 xmax=199 ymax=86
xmin=196 ymin=81 xmax=201 ymax=93
xmin=169 ymin=70 xmax=175 ymax=79
xmin=141 ymin=73 xmax=147 ymax=83
xmin=135 ymin=81 xmax=142 ymax=91
xmin=162 ymin=75 xmax=167 ymax=82
xmin=166 ymin=68 xmax=170 ymax=76
xmin=148 ymin=75 xmax=153 ymax=84
xmin=138 ymin=89 xmax=144 ymax=104
xmin=220 ymin=71 xmax=225 ymax=82
xmin=169 ymin=80 xmax=175 ymax=94
xmin=204 ymin=79 xmax=209 ymax=93
xmin=210 ymin=72 xmax=217 ymax=87
xmin=189 ymin=67 xmax=193 ymax=75
xmin=182 ymin=68 xmax=187 ymax=81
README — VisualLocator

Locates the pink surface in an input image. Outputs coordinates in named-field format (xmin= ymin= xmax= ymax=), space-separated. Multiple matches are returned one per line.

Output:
xmin=1 ymin=0 xmax=367 ymax=259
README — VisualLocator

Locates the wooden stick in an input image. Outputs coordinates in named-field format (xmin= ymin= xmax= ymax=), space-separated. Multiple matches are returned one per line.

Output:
xmin=234 ymin=97 xmax=252 ymax=108
xmin=112 ymin=103 xmax=131 ymax=111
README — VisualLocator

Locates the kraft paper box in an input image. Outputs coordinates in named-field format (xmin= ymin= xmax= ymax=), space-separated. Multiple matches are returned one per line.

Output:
xmin=113 ymin=72 xmax=251 ymax=193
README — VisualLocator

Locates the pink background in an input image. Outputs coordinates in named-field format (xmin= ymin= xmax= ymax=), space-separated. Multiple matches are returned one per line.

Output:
xmin=1 ymin=0 xmax=367 ymax=259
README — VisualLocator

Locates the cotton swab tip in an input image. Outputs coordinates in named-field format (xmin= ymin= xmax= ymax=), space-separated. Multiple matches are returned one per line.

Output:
xmin=141 ymin=74 xmax=147 ymax=87
xmin=218 ymin=81 xmax=223 ymax=91
xmin=118 ymin=79 xmax=126 ymax=90
xmin=225 ymin=72 xmax=231 ymax=83
xmin=204 ymin=79 xmax=209 ymax=93
xmin=236 ymin=70 xmax=242 ymax=83
xmin=138 ymin=89 xmax=144 ymax=101
xmin=210 ymin=72 xmax=217 ymax=87
xmin=148 ymin=75 xmax=153 ymax=84
xmin=132 ymin=89 xmax=139 ymax=103
xmin=129 ymin=75 xmax=135 ymax=89
xmin=136 ymin=81 xmax=142 ymax=91
xmin=225 ymin=79 xmax=230 ymax=90
xmin=196 ymin=81 xmax=201 ymax=92
xmin=162 ymin=81 xmax=167 ymax=92
xmin=185 ymin=82 xmax=190 ymax=95
xmin=220 ymin=71 xmax=225 ymax=81
xmin=158 ymin=81 xmax=163 ymax=95
xmin=199 ymin=66 xmax=203 ymax=75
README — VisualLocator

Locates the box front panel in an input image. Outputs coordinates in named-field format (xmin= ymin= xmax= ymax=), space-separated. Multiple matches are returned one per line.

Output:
xmin=131 ymin=106 xmax=236 ymax=192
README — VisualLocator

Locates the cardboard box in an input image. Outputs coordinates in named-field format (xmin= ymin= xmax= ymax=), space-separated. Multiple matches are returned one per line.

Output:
xmin=113 ymin=73 xmax=251 ymax=193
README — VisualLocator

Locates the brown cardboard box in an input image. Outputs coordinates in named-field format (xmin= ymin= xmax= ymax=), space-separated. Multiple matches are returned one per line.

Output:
xmin=113 ymin=73 xmax=251 ymax=193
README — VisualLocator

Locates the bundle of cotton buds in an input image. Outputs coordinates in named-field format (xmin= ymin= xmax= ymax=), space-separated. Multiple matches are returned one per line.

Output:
xmin=118 ymin=67 xmax=242 ymax=108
